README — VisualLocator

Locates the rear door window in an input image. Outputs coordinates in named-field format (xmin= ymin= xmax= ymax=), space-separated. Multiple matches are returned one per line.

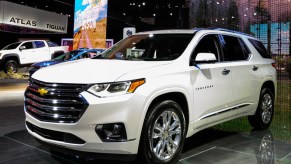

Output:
xmin=34 ymin=41 xmax=46 ymax=48
xmin=248 ymin=39 xmax=271 ymax=59
xmin=220 ymin=35 xmax=249 ymax=61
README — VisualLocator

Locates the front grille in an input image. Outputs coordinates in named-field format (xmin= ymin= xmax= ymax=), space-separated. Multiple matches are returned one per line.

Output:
xmin=25 ymin=79 xmax=88 ymax=123
xmin=26 ymin=122 xmax=85 ymax=144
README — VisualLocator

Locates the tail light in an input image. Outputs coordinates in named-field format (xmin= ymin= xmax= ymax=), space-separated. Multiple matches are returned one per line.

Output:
xmin=271 ymin=62 xmax=277 ymax=69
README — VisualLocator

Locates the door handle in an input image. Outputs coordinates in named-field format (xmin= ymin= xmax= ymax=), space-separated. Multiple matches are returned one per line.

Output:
xmin=253 ymin=66 xmax=258 ymax=71
xmin=222 ymin=69 xmax=230 ymax=75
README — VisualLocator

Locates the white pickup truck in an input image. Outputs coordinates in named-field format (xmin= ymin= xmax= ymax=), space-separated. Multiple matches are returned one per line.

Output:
xmin=0 ymin=40 xmax=68 ymax=73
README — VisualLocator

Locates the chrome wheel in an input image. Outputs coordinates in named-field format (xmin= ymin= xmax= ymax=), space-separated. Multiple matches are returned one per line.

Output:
xmin=7 ymin=63 xmax=17 ymax=73
xmin=261 ymin=93 xmax=273 ymax=124
xmin=150 ymin=110 xmax=181 ymax=161
xmin=259 ymin=133 xmax=274 ymax=163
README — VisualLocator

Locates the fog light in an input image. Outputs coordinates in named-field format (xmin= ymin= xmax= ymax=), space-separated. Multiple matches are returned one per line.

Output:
xmin=95 ymin=123 xmax=127 ymax=142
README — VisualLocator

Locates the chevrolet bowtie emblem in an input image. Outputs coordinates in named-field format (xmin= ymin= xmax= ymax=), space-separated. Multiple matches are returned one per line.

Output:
xmin=38 ymin=88 xmax=48 ymax=96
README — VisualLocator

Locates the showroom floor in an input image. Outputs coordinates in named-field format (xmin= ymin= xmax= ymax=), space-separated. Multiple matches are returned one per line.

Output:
xmin=0 ymin=97 xmax=290 ymax=164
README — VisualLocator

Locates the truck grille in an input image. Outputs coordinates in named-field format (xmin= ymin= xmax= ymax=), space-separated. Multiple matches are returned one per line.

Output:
xmin=25 ymin=79 xmax=88 ymax=123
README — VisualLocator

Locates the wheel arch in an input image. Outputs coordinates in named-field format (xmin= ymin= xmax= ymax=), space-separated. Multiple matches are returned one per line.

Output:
xmin=2 ymin=53 xmax=20 ymax=64
xmin=261 ymin=80 xmax=276 ymax=99
xmin=147 ymin=92 xmax=189 ymax=127
xmin=136 ymin=89 xmax=191 ymax=158
xmin=137 ymin=88 xmax=191 ymax=143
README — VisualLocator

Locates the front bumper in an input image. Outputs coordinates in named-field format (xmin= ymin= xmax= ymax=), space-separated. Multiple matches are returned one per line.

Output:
xmin=25 ymin=91 xmax=147 ymax=155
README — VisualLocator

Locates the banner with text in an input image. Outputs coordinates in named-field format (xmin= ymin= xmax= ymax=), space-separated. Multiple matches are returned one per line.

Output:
xmin=73 ymin=0 xmax=108 ymax=49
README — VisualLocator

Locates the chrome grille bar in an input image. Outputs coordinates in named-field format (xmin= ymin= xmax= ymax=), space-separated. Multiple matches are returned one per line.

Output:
xmin=25 ymin=79 xmax=88 ymax=123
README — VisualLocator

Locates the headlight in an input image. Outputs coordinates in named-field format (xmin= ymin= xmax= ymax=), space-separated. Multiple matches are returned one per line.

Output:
xmin=87 ymin=79 xmax=145 ymax=98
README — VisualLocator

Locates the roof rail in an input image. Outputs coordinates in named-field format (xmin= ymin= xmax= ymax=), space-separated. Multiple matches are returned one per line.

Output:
xmin=212 ymin=28 xmax=254 ymax=37
xmin=193 ymin=27 xmax=254 ymax=37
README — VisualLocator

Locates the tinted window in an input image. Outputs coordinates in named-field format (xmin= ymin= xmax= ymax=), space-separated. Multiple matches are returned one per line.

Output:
xmin=2 ymin=42 xmax=21 ymax=50
xmin=248 ymin=39 xmax=271 ymax=59
xmin=221 ymin=35 xmax=247 ymax=61
xmin=21 ymin=42 xmax=34 ymax=49
xmin=101 ymin=34 xmax=194 ymax=61
xmin=47 ymin=41 xmax=58 ymax=47
xmin=34 ymin=41 xmax=45 ymax=48
xmin=191 ymin=34 xmax=220 ymax=61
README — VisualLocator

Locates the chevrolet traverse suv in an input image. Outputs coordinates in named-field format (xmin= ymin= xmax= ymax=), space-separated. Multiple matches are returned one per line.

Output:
xmin=25 ymin=28 xmax=277 ymax=164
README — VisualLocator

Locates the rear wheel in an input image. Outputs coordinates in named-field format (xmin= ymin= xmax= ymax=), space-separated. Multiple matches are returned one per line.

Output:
xmin=139 ymin=100 xmax=186 ymax=164
xmin=248 ymin=88 xmax=274 ymax=130
xmin=4 ymin=60 xmax=18 ymax=73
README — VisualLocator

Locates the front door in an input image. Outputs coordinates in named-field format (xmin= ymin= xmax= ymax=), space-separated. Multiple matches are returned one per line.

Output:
xmin=190 ymin=34 xmax=235 ymax=128
xmin=19 ymin=41 xmax=37 ymax=64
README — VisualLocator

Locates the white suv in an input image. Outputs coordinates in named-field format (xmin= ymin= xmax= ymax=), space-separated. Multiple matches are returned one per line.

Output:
xmin=25 ymin=29 xmax=277 ymax=164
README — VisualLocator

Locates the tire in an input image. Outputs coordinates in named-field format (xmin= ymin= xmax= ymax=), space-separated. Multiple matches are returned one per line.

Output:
xmin=4 ymin=60 xmax=18 ymax=73
xmin=248 ymin=88 xmax=274 ymax=130
xmin=139 ymin=100 xmax=186 ymax=164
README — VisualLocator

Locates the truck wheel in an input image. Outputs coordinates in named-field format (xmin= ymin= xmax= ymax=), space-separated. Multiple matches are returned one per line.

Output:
xmin=139 ymin=100 xmax=186 ymax=164
xmin=248 ymin=88 xmax=274 ymax=130
xmin=4 ymin=60 xmax=18 ymax=73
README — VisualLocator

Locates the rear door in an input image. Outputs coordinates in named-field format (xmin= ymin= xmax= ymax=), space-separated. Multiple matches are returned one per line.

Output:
xmin=33 ymin=41 xmax=49 ymax=62
xmin=219 ymin=34 xmax=262 ymax=115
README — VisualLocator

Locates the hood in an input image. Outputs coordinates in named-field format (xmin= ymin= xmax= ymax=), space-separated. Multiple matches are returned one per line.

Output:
xmin=31 ymin=60 xmax=63 ymax=68
xmin=0 ymin=49 xmax=17 ymax=54
xmin=32 ymin=59 xmax=172 ymax=84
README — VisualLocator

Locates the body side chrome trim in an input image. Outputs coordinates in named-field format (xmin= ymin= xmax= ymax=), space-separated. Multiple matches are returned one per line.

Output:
xmin=197 ymin=103 xmax=252 ymax=121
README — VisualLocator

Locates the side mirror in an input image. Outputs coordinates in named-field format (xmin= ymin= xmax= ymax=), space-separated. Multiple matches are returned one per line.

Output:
xmin=19 ymin=46 xmax=26 ymax=51
xmin=195 ymin=53 xmax=217 ymax=64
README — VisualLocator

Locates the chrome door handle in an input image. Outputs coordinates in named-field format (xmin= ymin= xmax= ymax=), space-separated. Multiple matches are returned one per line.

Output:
xmin=253 ymin=66 xmax=258 ymax=71
xmin=222 ymin=69 xmax=230 ymax=75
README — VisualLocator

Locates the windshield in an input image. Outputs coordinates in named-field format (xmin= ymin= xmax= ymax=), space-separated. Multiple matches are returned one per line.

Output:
xmin=2 ymin=42 xmax=21 ymax=50
xmin=100 ymin=34 xmax=194 ymax=61
xmin=54 ymin=50 xmax=83 ymax=61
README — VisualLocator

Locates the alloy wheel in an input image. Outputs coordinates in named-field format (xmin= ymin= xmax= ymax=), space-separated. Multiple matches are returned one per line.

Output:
xmin=150 ymin=110 xmax=182 ymax=161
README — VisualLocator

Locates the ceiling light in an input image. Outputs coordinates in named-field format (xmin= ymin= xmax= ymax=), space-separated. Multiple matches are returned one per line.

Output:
xmin=170 ymin=13 xmax=173 ymax=16
xmin=46 ymin=5 xmax=48 ymax=7
xmin=123 ymin=13 xmax=126 ymax=16
xmin=133 ymin=3 xmax=135 ymax=5
xmin=142 ymin=2 xmax=145 ymax=6
xmin=216 ymin=2 xmax=220 ymax=4
xmin=153 ymin=13 xmax=156 ymax=17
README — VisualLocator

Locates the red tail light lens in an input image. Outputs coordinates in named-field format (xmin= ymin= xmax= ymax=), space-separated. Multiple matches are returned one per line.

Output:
xmin=271 ymin=62 xmax=277 ymax=69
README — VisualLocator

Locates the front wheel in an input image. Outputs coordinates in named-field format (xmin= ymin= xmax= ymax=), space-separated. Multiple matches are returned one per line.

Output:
xmin=139 ymin=100 xmax=186 ymax=164
xmin=248 ymin=88 xmax=274 ymax=130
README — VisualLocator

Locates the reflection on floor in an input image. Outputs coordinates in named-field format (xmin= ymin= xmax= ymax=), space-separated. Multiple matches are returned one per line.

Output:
xmin=0 ymin=104 xmax=291 ymax=164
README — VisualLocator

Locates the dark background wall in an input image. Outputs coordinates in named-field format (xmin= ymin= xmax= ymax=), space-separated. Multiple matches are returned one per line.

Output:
xmin=0 ymin=0 xmax=188 ymax=48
